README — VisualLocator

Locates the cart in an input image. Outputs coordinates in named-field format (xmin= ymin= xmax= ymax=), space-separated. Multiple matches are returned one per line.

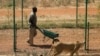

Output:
xmin=38 ymin=27 xmax=59 ymax=43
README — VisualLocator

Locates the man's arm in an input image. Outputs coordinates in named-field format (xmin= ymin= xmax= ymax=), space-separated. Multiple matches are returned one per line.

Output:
xmin=29 ymin=16 xmax=33 ymax=24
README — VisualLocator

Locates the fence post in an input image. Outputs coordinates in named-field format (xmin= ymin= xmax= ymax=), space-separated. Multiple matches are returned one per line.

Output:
xmin=87 ymin=22 xmax=90 ymax=53
xmin=76 ymin=0 xmax=78 ymax=27
xmin=13 ymin=0 xmax=16 ymax=52
xmin=21 ymin=0 xmax=24 ymax=28
xmin=84 ymin=0 xmax=88 ymax=50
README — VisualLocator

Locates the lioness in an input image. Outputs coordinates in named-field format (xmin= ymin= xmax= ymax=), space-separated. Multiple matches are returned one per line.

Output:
xmin=49 ymin=39 xmax=84 ymax=56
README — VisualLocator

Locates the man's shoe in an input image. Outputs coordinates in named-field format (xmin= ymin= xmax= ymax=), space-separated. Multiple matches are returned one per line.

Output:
xmin=27 ymin=40 xmax=34 ymax=46
xmin=27 ymin=40 xmax=30 ymax=44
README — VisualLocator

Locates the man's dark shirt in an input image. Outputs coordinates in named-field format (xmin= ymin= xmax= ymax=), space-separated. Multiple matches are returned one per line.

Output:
xmin=29 ymin=14 xmax=37 ymax=28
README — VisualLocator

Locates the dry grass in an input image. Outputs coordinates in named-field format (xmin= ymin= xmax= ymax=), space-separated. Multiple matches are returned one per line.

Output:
xmin=0 ymin=14 xmax=100 ymax=29
xmin=0 ymin=0 xmax=98 ymax=8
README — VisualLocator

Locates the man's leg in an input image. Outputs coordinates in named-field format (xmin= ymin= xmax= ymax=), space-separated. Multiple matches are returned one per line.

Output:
xmin=28 ymin=28 xmax=37 ymax=45
xmin=28 ymin=28 xmax=34 ymax=45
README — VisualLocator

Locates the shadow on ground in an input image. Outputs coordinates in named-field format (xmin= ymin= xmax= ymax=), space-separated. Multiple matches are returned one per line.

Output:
xmin=30 ymin=44 xmax=52 ymax=49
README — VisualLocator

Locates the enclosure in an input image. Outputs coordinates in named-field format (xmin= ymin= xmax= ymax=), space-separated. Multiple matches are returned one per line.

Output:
xmin=0 ymin=0 xmax=100 ymax=56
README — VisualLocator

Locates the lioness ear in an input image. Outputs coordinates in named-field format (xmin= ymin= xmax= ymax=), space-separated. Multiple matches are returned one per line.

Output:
xmin=77 ymin=41 xmax=79 ymax=43
xmin=76 ymin=41 xmax=79 ymax=44
xmin=52 ymin=39 xmax=59 ymax=44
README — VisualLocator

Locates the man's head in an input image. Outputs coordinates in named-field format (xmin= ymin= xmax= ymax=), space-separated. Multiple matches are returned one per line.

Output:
xmin=32 ymin=7 xmax=37 ymax=13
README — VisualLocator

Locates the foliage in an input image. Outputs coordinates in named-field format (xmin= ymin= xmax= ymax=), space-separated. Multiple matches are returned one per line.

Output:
xmin=97 ymin=3 xmax=100 ymax=21
xmin=0 ymin=18 xmax=100 ymax=29
xmin=0 ymin=0 xmax=98 ymax=8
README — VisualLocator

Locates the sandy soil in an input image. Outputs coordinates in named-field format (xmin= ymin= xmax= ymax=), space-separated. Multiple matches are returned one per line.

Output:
xmin=0 ymin=7 xmax=99 ymax=17
xmin=0 ymin=28 xmax=100 ymax=55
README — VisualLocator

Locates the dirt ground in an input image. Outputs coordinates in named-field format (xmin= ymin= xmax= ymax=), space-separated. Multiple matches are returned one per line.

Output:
xmin=0 ymin=28 xmax=100 ymax=55
xmin=0 ymin=7 xmax=99 ymax=17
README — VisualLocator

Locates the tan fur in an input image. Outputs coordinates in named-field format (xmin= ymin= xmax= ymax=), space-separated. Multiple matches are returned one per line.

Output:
xmin=49 ymin=39 xmax=84 ymax=56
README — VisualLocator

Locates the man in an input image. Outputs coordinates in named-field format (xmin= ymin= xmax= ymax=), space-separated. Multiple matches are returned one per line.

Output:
xmin=27 ymin=7 xmax=38 ymax=46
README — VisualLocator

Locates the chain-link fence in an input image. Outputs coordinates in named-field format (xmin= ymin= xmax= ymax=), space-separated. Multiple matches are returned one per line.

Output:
xmin=0 ymin=0 xmax=100 ymax=55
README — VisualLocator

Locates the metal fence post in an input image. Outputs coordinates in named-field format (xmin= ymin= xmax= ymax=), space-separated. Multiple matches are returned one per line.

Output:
xmin=13 ymin=0 xmax=16 ymax=52
xmin=87 ymin=22 xmax=90 ymax=53
xmin=76 ymin=0 xmax=78 ymax=27
xmin=85 ymin=0 xmax=88 ymax=50
xmin=21 ymin=0 xmax=24 ymax=28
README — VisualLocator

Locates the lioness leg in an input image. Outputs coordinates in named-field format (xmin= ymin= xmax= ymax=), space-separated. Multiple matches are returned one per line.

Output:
xmin=70 ymin=52 xmax=79 ymax=56
xmin=70 ymin=53 xmax=74 ymax=56
xmin=53 ymin=51 xmax=61 ymax=56
xmin=54 ymin=52 xmax=60 ymax=56
xmin=76 ymin=51 xmax=79 ymax=56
